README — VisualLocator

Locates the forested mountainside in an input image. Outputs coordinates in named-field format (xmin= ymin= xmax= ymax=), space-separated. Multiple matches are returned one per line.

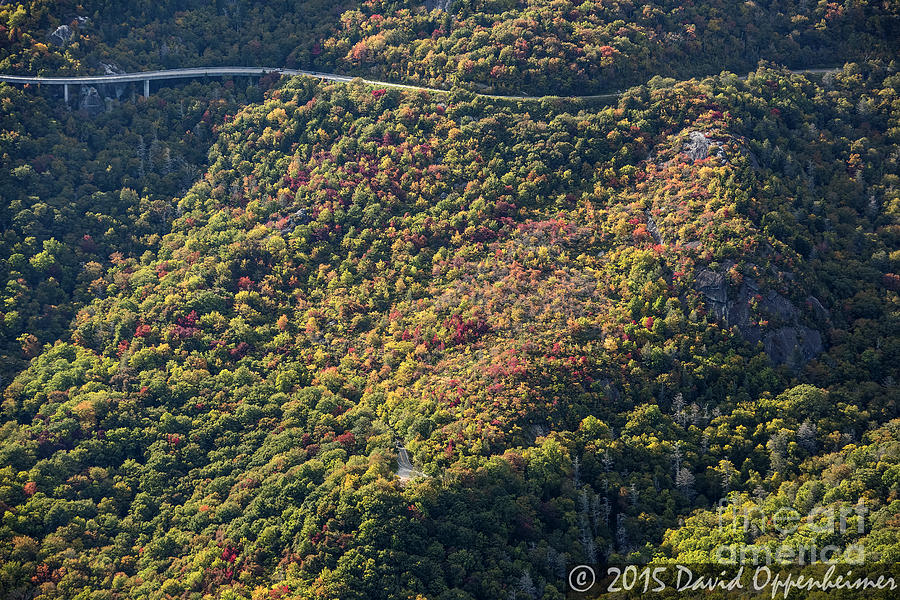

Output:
xmin=1 ymin=0 xmax=898 ymax=93
xmin=1 ymin=60 xmax=898 ymax=597
xmin=0 ymin=78 xmax=281 ymax=383
xmin=0 ymin=0 xmax=354 ymax=74
xmin=317 ymin=0 xmax=900 ymax=94
xmin=0 ymin=1 xmax=899 ymax=600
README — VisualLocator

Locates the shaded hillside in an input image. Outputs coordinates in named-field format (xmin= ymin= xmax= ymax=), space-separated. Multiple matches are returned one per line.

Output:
xmin=0 ymin=79 xmax=273 ymax=386
xmin=0 ymin=0 xmax=353 ymax=75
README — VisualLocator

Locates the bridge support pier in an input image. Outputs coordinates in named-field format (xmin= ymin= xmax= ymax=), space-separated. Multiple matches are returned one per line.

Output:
xmin=63 ymin=83 xmax=69 ymax=103
xmin=143 ymin=79 xmax=149 ymax=98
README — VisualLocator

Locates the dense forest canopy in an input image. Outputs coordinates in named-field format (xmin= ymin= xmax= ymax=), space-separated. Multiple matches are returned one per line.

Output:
xmin=0 ymin=1 xmax=898 ymax=600
xmin=318 ymin=0 xmax=900 ymax=94
xmin=0 ymin=0 xmax=898 ymax=92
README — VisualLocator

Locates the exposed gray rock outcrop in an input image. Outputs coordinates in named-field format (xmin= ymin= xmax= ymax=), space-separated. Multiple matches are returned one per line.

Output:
xmin=683 ymin=131 xmax=725 ymax=161
xmin=764 ymin=327 xmax=823 ymax=366
xmin=100 ymin=62 xmax=124 ymax=75
xmin=646 ymin=211 xmax=663 ymax=244
xmin=695 ymin=269 xmax=728 ymax=319
xmin=694 ymin=267 xmax=827 ymax=367
xmin=79 ymin=86 xmax=105 ymax=116
xmin=48 ymin=25 xmax=74 ymax=46
xmin=96 ymin=63 xmax=128 ymax=99
xmin=672 ymin=130 xmax=759 ymax=169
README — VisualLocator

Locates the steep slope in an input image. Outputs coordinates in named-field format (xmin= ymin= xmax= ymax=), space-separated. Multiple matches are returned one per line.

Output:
xmin=319 ymin=0 xmax=900 ymax=94
xmin=0 ymin=79 xmax=272 ymax=387
xmin=1 ymin=0 xmax=898 ymax=95
xmin=0 ymin=65 xmax=897 ymax=599
xmin=663 ymin=419 xmax=900 ymax=564
xmin=0 ymin=0 xmax=354 ymax=74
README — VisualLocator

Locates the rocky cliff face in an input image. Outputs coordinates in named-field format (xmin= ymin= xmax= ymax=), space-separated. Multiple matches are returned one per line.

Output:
xmin=694 ymin=266 xmax=827 ymax=367
xmin=95 ymin=63 xmax=128 ymax=100
xmin=48 ymin=25 xmax=74 ymax=46
xmin=683 ymin=131 xmax=724 ymax=161
xmin=78 ymin=86 xmax=105 ymax=116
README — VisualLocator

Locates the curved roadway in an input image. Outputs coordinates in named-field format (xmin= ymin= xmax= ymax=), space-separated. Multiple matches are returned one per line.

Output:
xmin=0 ymin=65 xmax=844 ymax=102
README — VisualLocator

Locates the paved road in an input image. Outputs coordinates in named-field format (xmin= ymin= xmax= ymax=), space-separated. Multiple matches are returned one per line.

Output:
xmin=0 ymin=66 xmax=339 ymax=85
xmin=0 ymin=65 xmax=845 ymax=102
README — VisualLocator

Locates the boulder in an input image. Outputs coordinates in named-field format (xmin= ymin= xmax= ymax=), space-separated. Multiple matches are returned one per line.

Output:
xmin=100 ymin=62 xmax=123 ymax=75
xmin=683 ymin=131 xmax=725 ymax=161
xmin=48 ymin=24 xmax=74 ymax=46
